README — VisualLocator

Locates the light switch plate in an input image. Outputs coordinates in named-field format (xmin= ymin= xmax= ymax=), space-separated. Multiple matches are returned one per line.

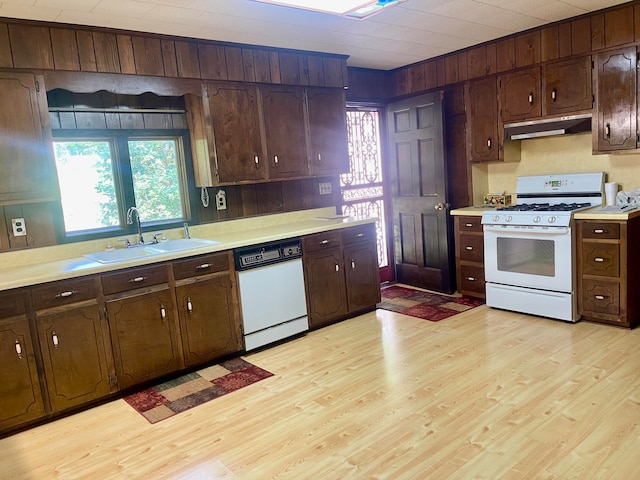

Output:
xmin=216 ymin=189 xmax=227 ymax=210
xmin=11 ymin=218 xmax=27 ymax=236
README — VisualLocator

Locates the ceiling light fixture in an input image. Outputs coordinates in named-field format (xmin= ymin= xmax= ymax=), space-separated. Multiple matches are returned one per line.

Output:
xmin=252 ymin=0 xmax=404 ymax=19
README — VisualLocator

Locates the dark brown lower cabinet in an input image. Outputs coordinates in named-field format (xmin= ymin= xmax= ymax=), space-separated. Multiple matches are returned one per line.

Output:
xmin=0 ymin=316 xmax=45 ymax=430
xmin=106 ymin=287 xmax=182 ymax=389
xmin=36 ymin=304 xmax=114 ymax=412
xmin=344 ymin=240 xmax=381 ymax=312
xmin=304 ymin=246 xmax=349 ymax=328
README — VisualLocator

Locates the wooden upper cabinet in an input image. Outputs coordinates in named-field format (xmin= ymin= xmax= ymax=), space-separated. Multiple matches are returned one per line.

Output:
xmin=593 ymin=47 xmax=638 ymax=153
xmin=261 ymin=86 xmax=309 ymax=179
xmin=0 ymin=72 xmax=55 ymax=204
xmin=206 ymin=83 xmax=267 ymax=184
xmin=499 ymin=67 xmax=542 ymax=123
xmin=543 ymin=56 xmax=593 ymax=117
xmin=306 ymin=88 xmax=349 ymax=176
xmin=465 ymin=77 xmax=500 ymax=162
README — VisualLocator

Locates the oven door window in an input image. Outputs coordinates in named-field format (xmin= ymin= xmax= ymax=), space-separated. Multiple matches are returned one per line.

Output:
xmin=497 ymin=238 xmax=555 ymax=277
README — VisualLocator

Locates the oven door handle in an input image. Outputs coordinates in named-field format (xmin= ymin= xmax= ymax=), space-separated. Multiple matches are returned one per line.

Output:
xmin=483 ymin=225 xmax=570 ymax=236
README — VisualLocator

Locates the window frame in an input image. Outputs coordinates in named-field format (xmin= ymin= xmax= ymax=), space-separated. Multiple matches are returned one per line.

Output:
xmin=51 ymin=128 xmax=198 ymax=243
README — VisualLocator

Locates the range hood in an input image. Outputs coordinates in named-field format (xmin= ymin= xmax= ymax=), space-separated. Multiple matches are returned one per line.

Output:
xmin=504 ymin=113 xmax=592 ymax=140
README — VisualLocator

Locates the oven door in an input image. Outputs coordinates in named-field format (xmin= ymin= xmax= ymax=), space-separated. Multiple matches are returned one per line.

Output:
xmin=483 ymin=225 xmax=574 ymax=292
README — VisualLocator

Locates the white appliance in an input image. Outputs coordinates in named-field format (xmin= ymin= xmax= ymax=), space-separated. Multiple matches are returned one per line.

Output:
xmin=235 ymin=239 xmax=309 ymax=351
xmin=481 ymin=172 xmax=604 ymax=322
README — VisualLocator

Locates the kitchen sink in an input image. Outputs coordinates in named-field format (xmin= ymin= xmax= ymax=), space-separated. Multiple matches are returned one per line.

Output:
xmin=84 ymin=238 xmax=221 ymax=264
xmin=84 ymin=247 xmax=158 ymax=264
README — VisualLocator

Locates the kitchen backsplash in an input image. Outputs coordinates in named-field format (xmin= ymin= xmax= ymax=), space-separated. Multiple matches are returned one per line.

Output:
xmin=471 ymin=133 xmax=640 ymax=204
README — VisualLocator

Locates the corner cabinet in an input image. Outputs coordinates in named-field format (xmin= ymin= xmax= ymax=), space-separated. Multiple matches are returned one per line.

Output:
xmin=593 ymin=47 xmax=638 ymax=153
xmin=0 ymin=72 xmax=55 ymax=204
xmin=173 ymin=251 xmax=242 ymax=368
xmin=302 ymin=223 xmax=380 ymax=329
xmin=0 ymin=290 xmax=45 ymax=431
xmin=453 ymin=215 xmax=485 ymax=299
xmin=577 ymin=218 xmax=640 ymax=328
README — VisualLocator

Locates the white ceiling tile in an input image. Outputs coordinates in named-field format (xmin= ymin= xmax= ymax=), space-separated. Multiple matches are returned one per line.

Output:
xmin=0 ymin=3 xmax=61 ymax=21
xmin=93 ymin=0 xmax=155 ymax=17
xmin=35 ymin=0 xmax=100 ymax=10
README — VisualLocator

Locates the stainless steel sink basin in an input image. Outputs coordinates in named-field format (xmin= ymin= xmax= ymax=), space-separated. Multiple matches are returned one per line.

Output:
xmin=84 ymin=247 xmax=158 ymax=264
xmin=84 ymin=238 xmax=221 ymax=264
xmin=147 ymin=238 xmax=221 ymax=253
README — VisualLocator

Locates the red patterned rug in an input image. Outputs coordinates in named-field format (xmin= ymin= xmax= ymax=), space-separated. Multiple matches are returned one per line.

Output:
xmin=124 ymin=357 xmax=273 ymax=424
xmin=378 ymin=284 xmax=484 ymax=322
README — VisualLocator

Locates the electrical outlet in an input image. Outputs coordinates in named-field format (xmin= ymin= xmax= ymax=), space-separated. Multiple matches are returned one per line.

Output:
xmin=11 ymin=218 xmax=27 ymax=236
xmin=216 ymin=189 xmax=227 ymax=210
xmin=319 ymin=182 xmax=333 ymax=195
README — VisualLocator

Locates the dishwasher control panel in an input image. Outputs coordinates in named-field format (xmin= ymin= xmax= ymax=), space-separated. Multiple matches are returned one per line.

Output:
xmin=234 ymin=238 xmax=303 ymax=271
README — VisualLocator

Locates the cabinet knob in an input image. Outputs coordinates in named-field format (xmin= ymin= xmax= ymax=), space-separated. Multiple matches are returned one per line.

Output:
xmin=487 ymin=138 xmax=492 ymax=148
xmin=317 ymin=153 xmax=322 ymax=161
xmin=187 ymin=297 xmax=193 ymax=314
xmin=128 ymin=276 xmax=147 ymax=283
xmin=465 ymin=246 xmax=473 ymax=251
xmin=335 ymin=264 xmax=340 ymax=272
xmin=160 ymin=305 xmax=167 ymax=321
xmin=605 ymin=124 xmax=611 ymax=138
xmin=594 ymin=257 xmax=605 ymax=263
xmin=594 ymin=295 xmax=606 ymax=300
xmin=528 ymin=92 xmax=534 ymax=105
xmin=551 ymin=88 xmax=557 ymax=102
xmin=55 ymin=290 xmax=77 ymax=298
xmin=593 ymin=229 xmax=605 ymax=234
xmin=320 ymin=239 xmax=329 ymax=245
xmin=274 ymin=155 xmax=279 ymax=165
xmin=196 ymin=263 xmax=212 ymax=270
xmin=14 ymin=340 xmax=22 ymax=359
xmin=466 ymin=277 xmax=476 ymax=281
xmin=351 ymin=260 xmax=356 ymax=270
xmin=465 ymin=223 xmax=473 ymax=227
xmin=52 ymin=332 xmax=59 ymax=349
xmin=254 ymin=155 xmax=259 ymax=166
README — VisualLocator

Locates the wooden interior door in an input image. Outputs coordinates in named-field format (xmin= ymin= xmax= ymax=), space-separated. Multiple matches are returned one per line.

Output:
xmin=387 ymin=92 xmax=454 ymax=293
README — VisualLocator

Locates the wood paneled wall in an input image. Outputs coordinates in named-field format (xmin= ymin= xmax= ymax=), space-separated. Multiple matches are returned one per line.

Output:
xmin=0 ymin=19 xmax=348 ymax=89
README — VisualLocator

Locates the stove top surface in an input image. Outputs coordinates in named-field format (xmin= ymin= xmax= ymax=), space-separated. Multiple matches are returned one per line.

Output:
xmin=497 ymin=202 xmax=593 ymax=212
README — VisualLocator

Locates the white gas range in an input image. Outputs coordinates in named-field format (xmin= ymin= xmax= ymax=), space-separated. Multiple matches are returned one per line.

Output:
xmin=481 ymin=172 xmax=605 ymax=322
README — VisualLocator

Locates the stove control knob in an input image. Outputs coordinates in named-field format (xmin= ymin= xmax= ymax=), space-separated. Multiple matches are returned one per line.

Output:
xmin=548 ymin=216 xmax=557 ymax=224
xmin=492 ymin=215 xmax=500 ymax=222
xmin=506 ymin=215 xmax=512 ymax=222
xmin=533 ymin=216 xmax=541 ymax=223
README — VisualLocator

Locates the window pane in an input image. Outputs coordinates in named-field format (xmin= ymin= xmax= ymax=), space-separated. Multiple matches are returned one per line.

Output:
xmin=53 ymin=141 xmax=119 ymax=232
xmin=128 ymin=139 xmax=184 ymax=222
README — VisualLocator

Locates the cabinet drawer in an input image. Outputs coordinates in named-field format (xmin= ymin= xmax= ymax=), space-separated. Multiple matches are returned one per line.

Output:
xmin=581 ymin=243 xmax=619 ymax=277
xmin=303 ymin=230 xmax=342 ymax=253
xmin=31 ymin=277 xmax=97 ymax=310
xmin=0 ymin=289 xmax=26 ymax=319
xmin=342 ymin=223 xmax=376 ymax=246
xmin=458 ymin=234 xmax=484 ymax=263
xmin=457 ymin=216 xmax=483 ymax=233
xmin=581 ymin=222 xmax=620 ymax=239
xmin=102 ymin=265 xmax=169 ymax=295
xmin=459 ymin=265 xmax=485 ymax=295
xmin=582 ymin=279 xmax=620 ymax=316
xmin=173 ymin=252 xmax=230 ymax=280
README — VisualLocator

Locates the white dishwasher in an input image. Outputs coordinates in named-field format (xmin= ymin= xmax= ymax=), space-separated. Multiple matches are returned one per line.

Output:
xmin=235 ymin=239 xmax=309 ymax=351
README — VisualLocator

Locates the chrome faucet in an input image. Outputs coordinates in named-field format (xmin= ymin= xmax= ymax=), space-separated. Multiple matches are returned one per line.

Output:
xmin=126 ymin=206 xmax=145 ymax=245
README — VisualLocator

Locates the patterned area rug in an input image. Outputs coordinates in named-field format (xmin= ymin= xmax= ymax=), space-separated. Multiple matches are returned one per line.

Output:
xmin=124 ymin=358 xmax=273 ymax=424
xmin=378 ymin=284 xmax=484 ymax=322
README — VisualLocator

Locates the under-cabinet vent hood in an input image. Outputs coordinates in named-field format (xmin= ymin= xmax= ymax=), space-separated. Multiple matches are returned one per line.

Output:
xmin=504 ymin=114 xmax=592 ymax=140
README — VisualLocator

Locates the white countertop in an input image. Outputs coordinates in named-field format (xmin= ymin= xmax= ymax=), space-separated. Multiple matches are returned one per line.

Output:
xmin=0 ymin=208 xmax=376 ymax=292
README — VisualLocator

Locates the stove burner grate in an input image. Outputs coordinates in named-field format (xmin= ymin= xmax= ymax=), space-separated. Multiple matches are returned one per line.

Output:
xmin=497 ymin=202 xmax=592 ymax=212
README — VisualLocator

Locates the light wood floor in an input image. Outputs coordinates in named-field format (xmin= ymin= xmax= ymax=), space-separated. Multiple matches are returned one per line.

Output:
xmin=3 ymin=302 xmax=640 ymax=479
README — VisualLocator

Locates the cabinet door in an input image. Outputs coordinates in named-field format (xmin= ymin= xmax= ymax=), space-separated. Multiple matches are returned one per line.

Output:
xmin=307 ymin=89 xmax=349 ymax=176
xmin=303 ymin=250 xmax=348 ymax=328
xmin=36 ymin=304 xmax=113 ymax=412
xmin=465 ymin=77 xmax=500 ymax=162
xmin=0 ymin=317 xmax=45 ymax=430
xmin=176 ymin=275 xmax=241 ymax=367
xmin=499 ymin=67 xmax=542 ymax=122
xmin=594 ymin=47 xmax=637 ymax=152
xmin=262 ymin=86 xmax=309 ymax=179
xmin=107 ymin=288 xmax=181 ymax=389
xmin=543 ymin=56 xmax=592 ymax=116
xmin=207 ymin=84 xmax=267 ymax=183
xmin=0 ymin=72 xmax=54 ymax=203
xmin=344 ymin=242 xmax=381 ymax=313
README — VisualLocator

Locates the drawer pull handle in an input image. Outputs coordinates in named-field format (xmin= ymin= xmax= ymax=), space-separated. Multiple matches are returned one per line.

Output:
xmin=465 ymin=223 xmax=473 ymax=227
xmin=196 ymin=263 xmax=212 ymax=270
xmin=465 ymin=246 xmax=473 ymax=250
xmin=320 ymin=240 xmax=329 ymax=245
xmin=55 ymin=290 xmax=77 ymax=298
xmin=254 ymin=155 xmax=259 ymax=165
xmin=129 ymin=276 xmax=147 ymax=283
xmin=274 ymin=155 xmax=279 ymax=165
xmin=351 ymin=260 xmax=356 ymax=270
xmin=594 ymin=229 xmax=605 ymax=234
xmin=15 ymin=340 xmax=22 ymax=359
xmin=594 ymin=295 xmax=606 ymax=300
xmin=594 ymin=257 xmax=605 ymax=262
xmin=160 ymin=305 xmax=167 ymax=321
xmin=187 ymin=297 xmax=193 ymax=313
xmin=52 ymin=332 xmax=59 ymax=349
xmin=466 ymin=277 xmax=476 ymax=281
xmin=335 ymin=264 xmax=340 ymax=272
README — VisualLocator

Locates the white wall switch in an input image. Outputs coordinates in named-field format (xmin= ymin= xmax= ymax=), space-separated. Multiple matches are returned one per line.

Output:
xmin=216 ymin=189 xmax=227 ymax=210
xmin=11 ymin=218 xmax=27 ymax=236
xmin=319 ymin=182 xmax=333 ymax=195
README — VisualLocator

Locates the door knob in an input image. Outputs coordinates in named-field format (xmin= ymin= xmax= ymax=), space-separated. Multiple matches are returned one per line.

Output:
xmin=434 ymin=202 xmax=449 ymax=211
